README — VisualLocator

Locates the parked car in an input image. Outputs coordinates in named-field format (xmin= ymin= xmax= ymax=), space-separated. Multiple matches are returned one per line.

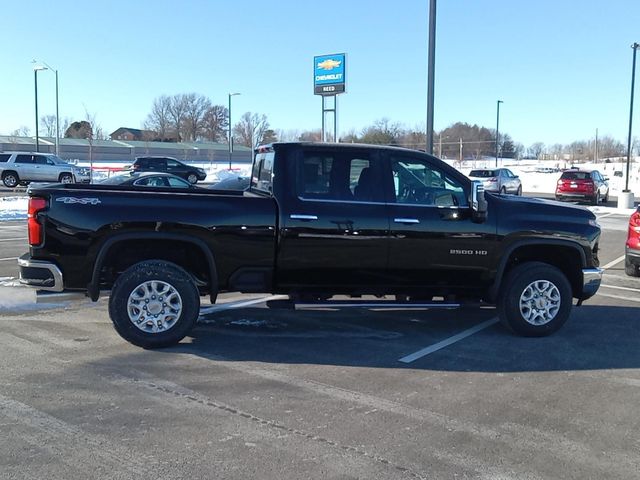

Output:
xmin=468 ymin=168 xmax=522 ymax=195
xmin=625 ymin=206 xmax=640 ymax=277
xmin=131 ymin=156 xmax=207 ymax=184
xmin=20 ymin=142 xmax=602 ymax=348
xmin=99 ymin=172 xmax=196 ymax=189
xmin=555 ymin=170 xmax=609 ymax=205
xmin=208 ymin=175 xmax=250 ymax=190
xmin=0 ymin=152 xmax=91 ymax=188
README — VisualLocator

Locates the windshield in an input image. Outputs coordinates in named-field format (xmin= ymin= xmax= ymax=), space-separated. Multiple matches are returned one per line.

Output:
xmin=49 ymin=155 xmax=67 ymax=165
xmin=99 ymin=174 xmax=132 ymax=184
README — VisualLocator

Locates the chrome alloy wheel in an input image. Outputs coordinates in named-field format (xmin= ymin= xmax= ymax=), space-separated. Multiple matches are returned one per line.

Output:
xmin=519 ymin=280 xmax=561 ymax=326
xmin=127 ymin=280 xmax=183 ymax=333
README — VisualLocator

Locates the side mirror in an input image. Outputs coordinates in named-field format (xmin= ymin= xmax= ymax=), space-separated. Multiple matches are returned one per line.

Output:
xmin=603 ymin=177 xmax=609 ymax=182
xmin=514 ymin=175 xmax=519 ymax=179
xmin=471 ymin=180 xmax=487 ymax=223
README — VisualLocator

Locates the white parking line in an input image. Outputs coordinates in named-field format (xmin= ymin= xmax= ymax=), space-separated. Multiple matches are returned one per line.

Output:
xmin=601 ymin=284 xmax=640 ymax=293
xmin=597 ymin=212 xmax=617 ymax=219
xmin=0 ymin=257 xmax=18 ymax=262
xmin=0 ymin=237 xmax=27 ymax=242
xmin=199 ymin=295 xmax=287 ymax=315
xmin=601 ymin=255 xmax=626 ymax=270
xmin=398 ymin=317 xmax=499 ymax=364
xmin=596 ymin=292 xmax=640 ymax=303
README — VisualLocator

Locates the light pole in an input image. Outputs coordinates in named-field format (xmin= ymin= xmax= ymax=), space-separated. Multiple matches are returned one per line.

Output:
xmin=33 ymin=65 xmax=48 ymax=153
xmin=426 ymin=0 xmax=437 ymax=154
xmin=228 ymin=92 xmax=241 ymax=170
xmin=34 ymin=60 xmax=60 ymax=156
xmin=624 ymin=43 xmax=639 ymax=198
xmin=495 ymin=100 xmax=503 ymax=167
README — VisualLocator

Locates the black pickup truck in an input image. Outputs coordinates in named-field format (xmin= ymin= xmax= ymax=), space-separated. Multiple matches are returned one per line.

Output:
xmin=19 ymin=142 xmax=603 ymax=347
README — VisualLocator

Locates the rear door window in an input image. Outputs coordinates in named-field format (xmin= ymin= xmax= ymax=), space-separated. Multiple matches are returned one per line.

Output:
xmin=297 ymin=150 xmax=381 ymax=202
xmin=0 ymin=154 xmax=10 ymax=163
xmin=15 ymin=155 xmax=34 ymax=164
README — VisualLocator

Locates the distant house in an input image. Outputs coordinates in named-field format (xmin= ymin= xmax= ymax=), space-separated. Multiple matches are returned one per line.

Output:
xmin=110 ymin=127 xmax=179 ymax=142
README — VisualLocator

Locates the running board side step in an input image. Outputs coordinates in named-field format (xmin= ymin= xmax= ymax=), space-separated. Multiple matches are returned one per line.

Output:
xmin=266 ymin=299 xmax=463 ymax=310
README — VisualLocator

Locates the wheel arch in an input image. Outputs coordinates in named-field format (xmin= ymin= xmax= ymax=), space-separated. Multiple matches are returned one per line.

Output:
xmin=489 ymin=240 xmax=586 ymax=302
xmin=88 ymin=232 xmax=218 ymax=303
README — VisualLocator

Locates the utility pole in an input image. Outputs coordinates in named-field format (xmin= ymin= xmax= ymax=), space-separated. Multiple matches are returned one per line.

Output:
xmin=426 ymin=0 xmax=436 ymax=154
xmin=495 ymin=100 xmax=503 ymax=167
xmin=595 ymin=128 xmax=598 ymax=163
xmin=459 ymin=137 xmax=463 ymax=163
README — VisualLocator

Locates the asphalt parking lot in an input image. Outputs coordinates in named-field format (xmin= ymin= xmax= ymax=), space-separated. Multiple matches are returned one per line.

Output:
xmin=1 ymin=206 xmax=639 ymax=479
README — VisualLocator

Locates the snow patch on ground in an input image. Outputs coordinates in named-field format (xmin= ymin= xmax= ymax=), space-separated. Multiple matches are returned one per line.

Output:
xmin=0 ymin=286 xmax=70 ymax=313
xmin=0 ymin=196 xmax=28 ymax=221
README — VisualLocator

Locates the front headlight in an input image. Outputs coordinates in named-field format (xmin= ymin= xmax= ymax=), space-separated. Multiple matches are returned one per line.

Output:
xmin=588 ymin=218 xmax=600 ymax=228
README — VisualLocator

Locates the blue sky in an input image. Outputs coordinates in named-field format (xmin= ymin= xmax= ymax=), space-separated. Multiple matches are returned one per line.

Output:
xmin=1 ymin=0 xmax=639 ymax=147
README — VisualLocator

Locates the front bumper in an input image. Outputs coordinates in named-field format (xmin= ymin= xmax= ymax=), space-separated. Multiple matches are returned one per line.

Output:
xmin=581 ymin=267 xmax=603 ymax=300
xmin=18 ymin=254 xmax=64 ymax=292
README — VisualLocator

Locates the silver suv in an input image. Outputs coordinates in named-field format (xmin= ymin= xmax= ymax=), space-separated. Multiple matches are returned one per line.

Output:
xmin=468 ymin=168 xmax=522 ymax=195
xmin=0 ymin=152 xmax=91 ymax=188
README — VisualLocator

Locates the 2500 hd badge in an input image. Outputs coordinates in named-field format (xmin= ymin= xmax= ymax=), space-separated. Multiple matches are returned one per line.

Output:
xmin=450 ymin=249 xmax=488 ymax=255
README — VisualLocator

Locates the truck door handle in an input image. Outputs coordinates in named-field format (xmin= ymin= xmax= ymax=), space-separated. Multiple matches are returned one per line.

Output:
xmin=290 ymin=214 xmax=318 ymax=221
xmin=394 ymin=218 xmax=420 ymax=224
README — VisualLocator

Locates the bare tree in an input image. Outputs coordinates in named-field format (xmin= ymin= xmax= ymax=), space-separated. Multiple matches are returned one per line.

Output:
xmin=11 ymin=126 xmax=31 ymax=137
xmin=83 ymin=106 xmax=105 ymax=140
xmin=297 ymin=129 xmax=322 ymax=141
xmin=182 ymin=93 xmax=211 ymax=141
xmin=144 ymin=95 xmax=172 ymax=140
xmin=527 ymin=142 xmax=545 ymax=159
xmin=360 ymin=118 xmax=402 ymax=145
xmin=233 ymin=112 xmax=270 ymax=149
xmin=202 ymin=105 xmax=229 ymax=142
xmin=40 ymin=115 xmax=57 ymax=137
xmin=168 ymin=94 xmax=189 ymax=141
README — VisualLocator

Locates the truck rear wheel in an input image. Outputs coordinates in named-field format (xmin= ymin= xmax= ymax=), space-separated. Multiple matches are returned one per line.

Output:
xmin=108 ymin=260 xmax=200 ymax=348
xmin=498 ymin=262 xmax=572 ymax=337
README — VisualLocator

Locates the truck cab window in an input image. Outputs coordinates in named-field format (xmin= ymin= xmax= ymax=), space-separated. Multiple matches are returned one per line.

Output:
xmin=391 ymin=156 xmax=467 ymax=207
xmin=297 ymin=151 xmax=381 ymax=202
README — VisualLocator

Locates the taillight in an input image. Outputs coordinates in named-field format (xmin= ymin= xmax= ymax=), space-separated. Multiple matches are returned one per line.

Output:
xmin=630 ymin=211 xmax=640 ymax=233
xmin=28 ymin=197 xmax=47 ymax=246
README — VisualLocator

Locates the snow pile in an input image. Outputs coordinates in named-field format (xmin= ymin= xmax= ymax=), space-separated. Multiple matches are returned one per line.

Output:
xmin=0 ymin=196 xmax=28 ymax=221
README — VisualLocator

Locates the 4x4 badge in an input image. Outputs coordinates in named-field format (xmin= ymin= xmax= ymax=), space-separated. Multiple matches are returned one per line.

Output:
xmin=56 ymin=197 xmax=101 ymax=205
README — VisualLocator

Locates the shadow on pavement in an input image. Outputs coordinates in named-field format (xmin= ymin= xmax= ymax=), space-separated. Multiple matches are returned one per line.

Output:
xmin=146 ymin=304 xmax=640 ymax=373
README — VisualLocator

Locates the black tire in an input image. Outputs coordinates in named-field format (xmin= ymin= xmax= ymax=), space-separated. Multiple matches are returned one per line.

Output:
xmin=59 ymin=173 xmax=74 ymax=184
xmin=516 ymin=185 xmax=522 ymax=196
xmin=498 ymin=262 xmax=573 ymax=337
xmin=500 ymin=186 xmax=507 ymax=194
xmin=625 ymin=257 xmax=640 ymax=277
xmin=2 ymin=171 xmax=19 ymax=188
xmin=187 ymin=173 xmax=198 ymax=184
xmin=108 ymin=260 xmax=200 ymax=348
xmin=603 ymin=192 xmax=609 ymax=203
xmin=590 ymin=193 xmax=599 ymax=205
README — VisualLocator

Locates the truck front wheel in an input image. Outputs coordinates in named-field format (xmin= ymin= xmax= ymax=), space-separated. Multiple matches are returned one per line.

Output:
xmin=498 ymin=262 xmax=572 ymax=337
xmin=109 ymin=260 xmax=200 ymax=348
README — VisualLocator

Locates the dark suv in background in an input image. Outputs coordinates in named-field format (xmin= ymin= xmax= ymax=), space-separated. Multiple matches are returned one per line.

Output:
xmin=131 ymin=156 xmax=207 ymax=184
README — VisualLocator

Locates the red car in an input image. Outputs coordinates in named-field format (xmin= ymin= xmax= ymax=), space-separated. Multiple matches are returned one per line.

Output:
xmin=625 ymin=206 xmax=640 ymax=277
xmin=555 ymin=170 xmax=609 ymax=205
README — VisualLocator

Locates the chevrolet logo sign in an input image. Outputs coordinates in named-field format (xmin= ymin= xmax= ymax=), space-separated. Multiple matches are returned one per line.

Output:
xmin=317 ymin=59 xmax=341 ymax=71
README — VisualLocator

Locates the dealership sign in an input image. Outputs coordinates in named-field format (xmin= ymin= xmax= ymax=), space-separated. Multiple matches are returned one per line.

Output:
xmin=314 ymin=53 xmax=346 ymax=95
